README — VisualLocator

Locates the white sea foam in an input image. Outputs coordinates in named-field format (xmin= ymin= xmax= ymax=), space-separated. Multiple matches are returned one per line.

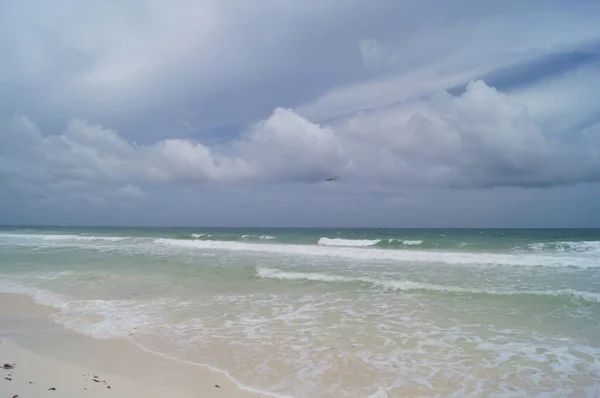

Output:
xmin=3 ymin=228 xmax=600 ymax=398
xmin=367 ymin=387 xmax=390 ymax=398
xmin=0 ymin=278 xmax=68 ymax=308
xmin=0 ymin=275 xmax=292 ymax=398
xmin=2 ymin=269 xmax=598 ymax=398
xmin=55 ymin=299 xmax=170 ymax=339
xmin=528 ymin=240 xmax=600 ymax=253
xmin=318 ymin=237 xmax=380 ymax=247
xmin=190 ymin=233 xmax=205 ymax=238
xmin=0 ymin=233 xmax=128 ymax=242
xmin=401 ymin=240 xmax=423 ymax=245
xmin=255 ymin=267 xmax=600 ymax=303
xmin=129 ymin=342 xmax=293 ymax=398
xmin=387 ymin=239 xmax=423 ymax=245
xmin=154 ymin=238 xmax=600 ymax=268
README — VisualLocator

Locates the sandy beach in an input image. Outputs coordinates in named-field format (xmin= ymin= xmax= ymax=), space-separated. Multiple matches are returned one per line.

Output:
xmin=1 ymin=229 xmax=599 ymax=397
xmin=0 ymin=293 xmax=265 ymax=398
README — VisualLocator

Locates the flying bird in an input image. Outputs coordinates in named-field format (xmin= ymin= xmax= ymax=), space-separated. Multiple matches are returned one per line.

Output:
xmin=325 ymin=176 xmax=339 ymax=182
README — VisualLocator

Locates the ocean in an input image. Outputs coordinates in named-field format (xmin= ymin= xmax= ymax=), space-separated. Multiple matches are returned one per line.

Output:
xmin=0 ymin=226 xmax=599 ymax=397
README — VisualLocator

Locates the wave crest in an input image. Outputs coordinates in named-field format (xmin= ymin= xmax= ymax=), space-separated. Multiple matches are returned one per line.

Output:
xmin=318 ymin=238 xmax=380 ymax=247
xmin=154 ymin=238 xmax=599 ymax=268
xmin=189 ymin=234 xmax=275 ymax=241
xmin=256 ymin=267 xmax=600 ymax=304
xmin=0 ymin=233 xmax=128 ymax=242
xmin=528 ymin=241 xmax=600 ymax=253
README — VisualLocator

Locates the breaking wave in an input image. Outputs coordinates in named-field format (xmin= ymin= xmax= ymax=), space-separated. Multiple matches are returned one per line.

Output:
xmin=318 ymin=238 xmax=380 ymax=247
xmin=154 ymin=238 xmax=599 ymax=268
xmin=317 ymin=238 xmax=424 ymax=248
xmin=255 ymin=267 xmax=600 ymax=304
xmin=188 ymin=233 xmax=275 ymax=241
xmin=0 ymin=233 xmax=129 ymax=242
xmin=528 ymin=241 xmax=600 ymax=254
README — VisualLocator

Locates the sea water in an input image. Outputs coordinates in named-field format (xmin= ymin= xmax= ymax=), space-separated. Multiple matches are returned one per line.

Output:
xmin=0 ymin=227 xmax=599 ymax=397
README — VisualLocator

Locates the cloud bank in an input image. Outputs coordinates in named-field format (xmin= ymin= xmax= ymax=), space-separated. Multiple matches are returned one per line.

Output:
xmin=1 ymin=0 xmax=600 ymax=226
xmin=2 ymin=80 xmax=598 ymax=197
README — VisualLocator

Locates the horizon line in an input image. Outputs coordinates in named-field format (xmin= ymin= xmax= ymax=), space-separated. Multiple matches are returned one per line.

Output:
xmin=0 ymin=224 xmax=598 ymax=230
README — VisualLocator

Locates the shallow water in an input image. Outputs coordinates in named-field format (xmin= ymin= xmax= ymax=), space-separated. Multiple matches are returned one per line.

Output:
xmin=1 ymin=227 xmax=599 ymax=397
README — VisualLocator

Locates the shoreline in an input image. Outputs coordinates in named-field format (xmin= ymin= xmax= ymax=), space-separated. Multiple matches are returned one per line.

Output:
xmin=0 ymin=292 xmax=269 ymax=398
xmin=2 ymin=227 xmax=599 ymax=398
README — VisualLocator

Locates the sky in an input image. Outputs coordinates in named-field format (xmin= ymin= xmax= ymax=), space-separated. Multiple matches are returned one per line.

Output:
xmin=1 ymin=0 xmax=600 ymax=227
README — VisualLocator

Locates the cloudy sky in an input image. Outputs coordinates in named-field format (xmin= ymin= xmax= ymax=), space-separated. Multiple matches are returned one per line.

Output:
xmin=1 ymin=0 xmax=600 ymax=227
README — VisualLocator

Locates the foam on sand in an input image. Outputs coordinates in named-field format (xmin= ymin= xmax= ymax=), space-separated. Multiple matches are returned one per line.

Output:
xmin=0 ymin=293 xmax=274 ymax=398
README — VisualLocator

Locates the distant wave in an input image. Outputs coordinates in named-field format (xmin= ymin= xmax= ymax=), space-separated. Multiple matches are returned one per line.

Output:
xmin=398 ymin=240 xmax=423 ymax=246
xmin=528 ymin=241 xmax=600 ymax=254
xmin=189 ymin=233 xmax=275 ymax=241
xmin=379 ymin=239 xmax=424 ymax=247
xmin=2 ymin=232 xmax=599 ymax=263
xmin=318 ymin=237 xmax=425 ymax=248
xmin=0 ymin=233 xmax=128 ymax=242
xmin=154 ymin=238 xmax=599 ymax=268
xmin=256 ymin=267 xmax=600 ymax=304
xmin=318 ymin=238 xmax=381 ymax=247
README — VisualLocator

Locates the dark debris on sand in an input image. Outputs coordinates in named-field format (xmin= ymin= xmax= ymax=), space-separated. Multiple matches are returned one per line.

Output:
xmin=1 ymin=365 xmax=115 ymax=394
xmin=83 ymin=373 xmax=113 ymax=391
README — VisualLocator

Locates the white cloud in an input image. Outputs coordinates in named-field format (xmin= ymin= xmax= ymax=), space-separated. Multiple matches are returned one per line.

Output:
xmin=298 ymin=3 xmax=600 ymax=122
xmin=1 ymin=0 xmax=600 ymax=224
xmin=1 ymin=80 xmax=598 ymax=199
xmin=233 ymin=108 xmax=348 ymax=182
xmin=0 ymin=0 xmax=373 ymax=121
xmin=117 ymin=185 xmax=146 ymax=198
xmin=0 ymin=107 xmax=343 ymax=191
xmin=507 ymin=64 xmax=600 ymax=134
xmin=358 ymin=39 xmax=388 ymax=72
xmin=336 ymin=80 xmax=582 ymax=188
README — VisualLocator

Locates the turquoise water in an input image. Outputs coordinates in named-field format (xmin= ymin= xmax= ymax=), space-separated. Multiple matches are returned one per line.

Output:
xmin=1 ymin=227 xmax=599 ymax=397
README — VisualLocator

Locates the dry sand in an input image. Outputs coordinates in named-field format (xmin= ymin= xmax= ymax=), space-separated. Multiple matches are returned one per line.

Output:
xmin=0 ymin=293 xmax=268 ymax=398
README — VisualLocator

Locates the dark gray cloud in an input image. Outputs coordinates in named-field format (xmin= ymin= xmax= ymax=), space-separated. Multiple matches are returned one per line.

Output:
xmin=1 ymin=0 xmax=600 ymax=226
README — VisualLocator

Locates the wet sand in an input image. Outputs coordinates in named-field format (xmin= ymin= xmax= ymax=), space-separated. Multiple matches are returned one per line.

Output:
xmin=0 ymin=293 xmax=266 ymax=398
